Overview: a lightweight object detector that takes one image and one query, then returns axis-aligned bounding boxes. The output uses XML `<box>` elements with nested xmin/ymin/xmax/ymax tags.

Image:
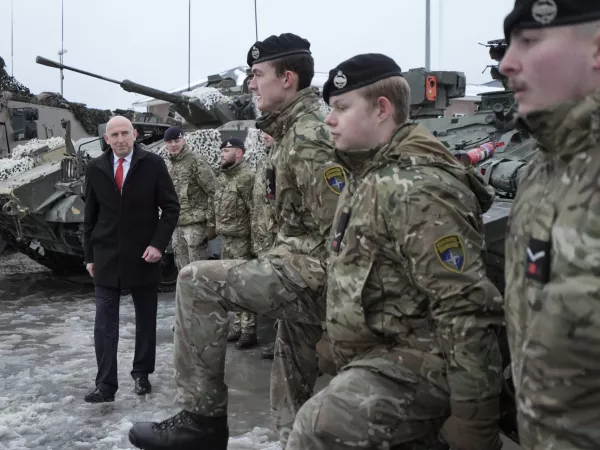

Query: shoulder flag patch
<box><xmin>324</xmin><ymin>166</ymin><xmax>347</xmax><ymax>195</ymax></box>
<box><xmin>434</xmin><ymin>234</ymin><xmax>466</xmax><ymax>273</ymax></box>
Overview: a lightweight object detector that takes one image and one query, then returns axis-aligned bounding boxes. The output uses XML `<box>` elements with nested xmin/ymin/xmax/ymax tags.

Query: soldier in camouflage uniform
<box><xmin>287</xmin><ymin>54</ymin><xmax>505</xmax><ymax>450</ymax></box>
<box><xmin>251</xmin><ymin>132</ymin><xmax>277</xmax><ymax>360</ymax></box>
<box><xmin>163</xmin><ymin>126</ymin><xmax>217</xmax><ymax>270</ymax></box>
<box><xmin>129</xmin><ymin>33</ymin><xmax>342</xmax><ymax>450</ymax></box>
<box><xmin>499</xmin><ymin>2</ymin><xmax>600</xmax><ymax>448</ymax></box>
<box><xmin>0</xmin><ymin>91</ymin><xmax>14</xmax><ymax>157</ymax></box>
<box><xmin>215</xmin><ymin>137</ymin><xmax>258</xmax><ymax>349</ymax></box>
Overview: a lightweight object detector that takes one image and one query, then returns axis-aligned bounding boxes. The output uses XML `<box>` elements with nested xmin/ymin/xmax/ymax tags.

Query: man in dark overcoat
<box><xmin>83</xmin><ymin>115</ymin><xmax>180</xmax><ymax>403</ymax></box>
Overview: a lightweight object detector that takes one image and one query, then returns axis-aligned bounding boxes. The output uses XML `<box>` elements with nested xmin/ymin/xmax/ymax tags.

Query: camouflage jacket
<box><xmin>215</xmin><ymin>159</ymin><xmax>254</xmax><ymax>238</ymax></box>
<box><xmin>251</xmin><ymin>147</ymin><xmax>275</xmax><ymax>257</ymax></box>
<box><xmin>505</xmin><ymin>90</ymin><xmax>600</xmax><ymax>449</ymax></box>
<box><xmin>327</xmin><ymin>123</ymin><xmax>504</xmax><ymax>402</ymax></box>
<box><xmin>255</xmin><ymin>88</ymin><xmax>342</xmax><ymax>284</ymax></box>
<box><xmin>167</xmin><ymin>145</ymin><xmax>216</xmax><ymax>227</ymax></box>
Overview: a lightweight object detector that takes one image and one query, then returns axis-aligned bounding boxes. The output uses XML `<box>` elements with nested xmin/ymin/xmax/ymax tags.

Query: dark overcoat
<box><xmin>83</xmin><ymin>144</ymin><xmax>180</xmax><ymax>288</ymax></box>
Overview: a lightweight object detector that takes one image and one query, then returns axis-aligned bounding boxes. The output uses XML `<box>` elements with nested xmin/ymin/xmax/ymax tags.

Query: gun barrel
<box><xmin>36</xmin><ymin>56</ymin><xmax>190</xmax><ymax>106</ymax></box>
<box><xmin>35</xmin><ymin>56</ymin><xmax>122</xmax><ymax>86</ymax></box>
<box><xmin>120</xmin><ymin>80</ymin><xmax>189</xmax><ymax>105</ymax></box>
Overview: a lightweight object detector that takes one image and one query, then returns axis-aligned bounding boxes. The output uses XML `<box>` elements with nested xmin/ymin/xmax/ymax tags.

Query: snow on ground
<box><xmin>0</xmin><ymin>252</ymin><xmax>281</xmax><ymax>450</ymax></box>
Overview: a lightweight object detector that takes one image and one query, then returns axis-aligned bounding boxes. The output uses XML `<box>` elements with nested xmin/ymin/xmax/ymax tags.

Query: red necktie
<box><xmin>115</xmin><ymin>157</ymin><xmax>125</xmax><ymax>191</ymax></box>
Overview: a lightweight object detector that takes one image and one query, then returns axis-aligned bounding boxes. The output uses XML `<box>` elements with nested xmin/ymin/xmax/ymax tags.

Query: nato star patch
<box><xmin>323</xmin><ymin>166</ymin><xmax>347</xmax><ymax>195</ymax></box>
<box><xmin>434</xmin><ymin>234</ymin><xmax>466</xmax><ymax>273</ymax></box>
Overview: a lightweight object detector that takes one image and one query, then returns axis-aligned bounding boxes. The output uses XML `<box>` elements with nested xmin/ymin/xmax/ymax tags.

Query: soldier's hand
<box><xmin>439</xmin><ymin>397</ymin><xmax>503</xmax><ymax>450</ymax></box>
<box><xmin>86</xmin><ymin>263</ymin><xmax>94</xmax><ymax>278</ymax></box>
<box><xmin>206</xmin><ymin>226</ymin><xmax>217</xmax><ymax>241</ymax></box>
<box><xmin>315</xmin><ymin>332</ymin><xmax>337</xmax><ymax>376</ymax></box>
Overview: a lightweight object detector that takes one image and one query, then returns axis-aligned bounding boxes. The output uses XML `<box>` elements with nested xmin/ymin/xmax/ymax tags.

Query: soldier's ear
<box><xmin>375</xmin><ymin>96</ymin><xmax>394</xmax><ymax>124</ymax></box>
<box><xmin>282</xmin><ymin>70</ymin><xmax>298</xmax><ymax>90</ymax></box>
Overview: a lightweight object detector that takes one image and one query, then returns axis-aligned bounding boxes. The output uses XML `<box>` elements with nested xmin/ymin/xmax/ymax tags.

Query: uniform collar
<box><xmin>518</xmin><ymin>88</ymin><xmax>600</xmax><ymax>160</ymax></box>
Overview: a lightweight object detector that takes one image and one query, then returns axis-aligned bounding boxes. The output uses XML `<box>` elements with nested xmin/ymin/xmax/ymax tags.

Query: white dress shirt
<box><xmin>113</xmin><ymin>151</ymin><xmax>133</xmax><ymax>182</ymax></box>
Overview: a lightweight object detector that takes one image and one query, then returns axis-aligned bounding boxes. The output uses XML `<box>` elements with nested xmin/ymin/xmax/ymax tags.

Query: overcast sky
<box><xmin>0</xmin><ymin>0</ymin><xmax>514</xmax><ymax>111</ymax></box>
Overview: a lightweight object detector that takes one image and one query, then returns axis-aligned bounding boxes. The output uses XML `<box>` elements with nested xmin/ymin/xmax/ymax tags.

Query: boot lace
<box><xmin>152</xmin><ymin>410</ymin><xmax>195</xmax><ymax>433</ymax></box>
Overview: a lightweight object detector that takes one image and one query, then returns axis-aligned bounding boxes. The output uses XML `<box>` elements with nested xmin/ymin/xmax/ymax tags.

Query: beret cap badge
<box><xmin>532</xmin><ymin>0</ymin><xmax>558</xmax><ymax>25</ymax></box>
<box><xmin>251</xmin><ymin>46</ymin><xmax>260</xmax><ymax>60</ymax></box>
<box><xmin>333</xmin><ymin>71</ymin><xmax>347</xmax><ymax>89</ymax></box>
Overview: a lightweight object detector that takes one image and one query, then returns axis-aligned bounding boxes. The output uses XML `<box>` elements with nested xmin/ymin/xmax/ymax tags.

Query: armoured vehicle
<box><xmin>0</xmin><ymin>56</ymin><xmax>114</xmax><ymax>158</ymax></box>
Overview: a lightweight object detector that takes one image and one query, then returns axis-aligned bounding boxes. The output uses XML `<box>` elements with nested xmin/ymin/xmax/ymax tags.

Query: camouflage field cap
<box><xmin>247</xmin><ymin>33</ymin><xmax>311</xmax><ymax>67</ymax></box>
<box><xmin>322</xmin><ymin>53</ymin><xmax>403</xmax><ymax>105</ymax></box>
<box><xmin>504</xmin><ymin>0</ymin><xmax>600</xmax><ymax>40</ymax></box>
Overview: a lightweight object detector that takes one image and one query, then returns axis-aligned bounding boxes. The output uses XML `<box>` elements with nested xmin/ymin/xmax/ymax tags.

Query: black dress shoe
<box><xmin>84</xmin><ymin>388</ymin><xmax>115</xmax><ymax>403</ymax></box>
<box><xmin>129</xmin><ymin>410</ymin><xmax>228</xmax><ymax>450</ymax></box>
<box><xmin>135</xmin><ymin>377</ymin><xmax>152</xmax><ymax>395</ymax></box>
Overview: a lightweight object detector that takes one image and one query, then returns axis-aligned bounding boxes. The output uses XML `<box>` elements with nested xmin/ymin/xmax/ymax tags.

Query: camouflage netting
<box><xmin>0</xmin><ymin>57</ymin><xmax>35</xmax><ymax>102</ymax></box>
<box><xmin>182</xmin><ymin>87</ymin><xmax>227</xmax><ymax>109</ymax></box>
<box><xmin>152</xmin><ymin>127</ymin><xmax>267</xmax><ymax>173</ymax></box>
<box><xmin>0</xmin><ymin>56</ymin><xmax>112</xmax><ymax>136</ymax></box>
<box><xmin>0</xmin><ymin>137</ymin><xmax>66</xmax><ymax>181</ymax></box>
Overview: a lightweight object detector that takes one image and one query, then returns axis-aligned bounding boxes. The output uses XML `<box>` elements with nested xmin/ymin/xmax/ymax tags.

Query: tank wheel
<box><xmin>159</xmin><ymin>253</ymin><xmax>178</xmax><ymax>292</ymax></box>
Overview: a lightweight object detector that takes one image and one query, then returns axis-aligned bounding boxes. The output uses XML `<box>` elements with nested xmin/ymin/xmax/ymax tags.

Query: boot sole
<box><xmin>84</xmin><ymin>397</ymin><xmax>115</xmax><ymax>403</ymax></box>
<box><xmin>128</xmin><ymin>430</ymin><xmax>227</xmax><ymax>450</ymax></box>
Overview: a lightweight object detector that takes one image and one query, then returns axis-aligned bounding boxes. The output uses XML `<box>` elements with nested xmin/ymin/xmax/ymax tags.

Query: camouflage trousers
<box><xmin>287</xmin><ymin>356</ymin><xmax>450</xmax><ymax>450</ymax></box>
<box><xmin>172</xmin><ymin>223</ymin><xmax>209</xmax><ymax>270</ymax></box>
<box><xmin>173</xmin><ymin>255</ymin><xmax>325</xmax><ymax>446</ymax></box>
<box><xmin>221</xmin><ymin>235</ymin><xmax>256</xmax><ymax>334</ymax></box>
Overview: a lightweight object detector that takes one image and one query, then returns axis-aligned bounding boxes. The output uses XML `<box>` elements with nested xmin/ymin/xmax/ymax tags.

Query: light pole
<box><xmin>254</xmin><ymin>0</ymin><xmax>258</xmax><ymax>41</ymax></box>
<box><xmin>58</xmin><ymin>0</ymin><xmax>66</xmax><ymax>97</ymax></box>
<box><xmin>11</xmin><ymin>0</ymin><xmax>14</xmax><ymax>76</ymax></box>
<box><xmin>425</xmin><ymin>0</ymin><xmax>431</xmax><ymax>70</ymax></box>
<box><xmin>58</xmin><ymin>49</ymin><xmax>68</xmax><ymax>97</ymax></box>
<box><xmin>188</xmin><ymin>0</ymin><xmax>191</xmax><ymax>91</ymax></box>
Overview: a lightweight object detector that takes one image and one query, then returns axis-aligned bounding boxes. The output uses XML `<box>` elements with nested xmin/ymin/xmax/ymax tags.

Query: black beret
<box><xmin>322</xmin><ymin>53</ymin><xmax>403</xmax><ymax>105</ymax></box>
<box><xmin>164</xmin><ymin>126</ymin><xmax>184</xmax><ymax>141</ymax></box>
<box><xmin>504</xmin><ymin>0</ymin><xmax>600</xmax><ymax>40</ymax></box>
<box><xmin>247</xmin><ymin>33</ymin><xmax>311</xmax><ymax>66</ymax></box>
<box><xmin>220</xmin><ymin>137</ymin><xmax>245</xmax><ymax>151</ymax></box>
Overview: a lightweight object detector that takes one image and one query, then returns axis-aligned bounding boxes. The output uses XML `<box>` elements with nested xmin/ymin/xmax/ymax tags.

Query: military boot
<box><xmin>235</xmin><ymin>332</ymin><xmax>258</xmax><ymax>349</ymax></box>
<box><xmin>261</xmin><ymin>342</ymin><xmax>275</xmax><ymax>360</ymax></box>
<box><xmin>227</xmin><ymin>326</ymin><xmax>241</xmax><ymax>342</ymax></box>
<box><xmin>129</xmin><ymin>410</ymin><xmax>228</xmax><ymax>450</ymax></box>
